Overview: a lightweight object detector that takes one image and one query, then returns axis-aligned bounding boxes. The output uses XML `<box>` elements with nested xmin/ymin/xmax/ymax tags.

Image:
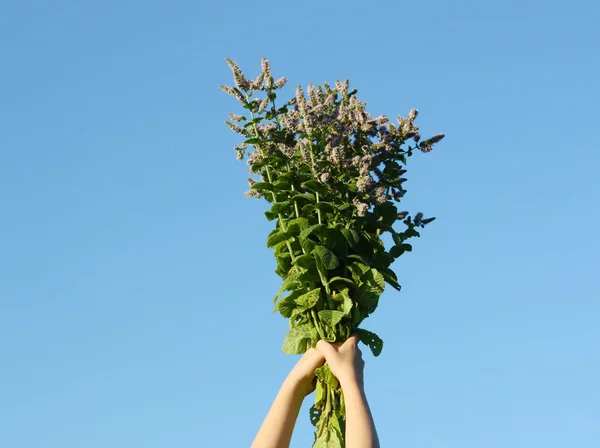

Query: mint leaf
<box><xmin>328</xmin><ymin>276</ymin><xmax>356</xmax><ymax>289</ymax></box>
<box><xmin>295</xmin><ymin>254</ymin><xmax>316</xmax><ymax>270</ymax></box>
<box><xmin>286</xmin><ymin>217</ymin><xmax>309</xmax><ymax>235</ymax></box>
<box><xmin>340</xmin><ymin>228</ymin><xmax>360</xmax><ymax>248</ymax></box>
<box><xmin>252</xmin><ymin>182</ymin><xmax>273</xmax><ymax>191</ymax></box>
<box><xmin>274</xmin><ymin>294</ymin><xmax>297</xmax><ymax>318</ymax></box>
<box><xmin>267</xmin><ymin>230</ymin><xmax>288</xmax><ymax>248</ymax></box>
<box><xmin>309</xmin><ymin>404</ymin><xmax>321</xmax><ymax>426</ymax></box>
<box><xmin>273</xmin><ymin>274</ymin><xmax>301</xmax><ymax>303</ymax></box>
<box><xmin>313</xmin><ymin>432</ymin><xmax>328</xmax><ymax>448</ymax></box>
<box><xmin>282</xmin><ymin>325</ymin><xmax>312</xmax><ymax>354</ymax></box>
<box><xmin>315</xmin><ymin>365</ymin><xmax>339</xmax><ymax>389</ymax></box>
<box><xmin>313</xmin><ymin>245</ymin><xmax>339</xmax><ymax>270</ymax></box>
<box><xmin>295</xmin><ymin>288</ymin><xmax>321</xmax><ymax>309</ymax></box>
<box><xmin>299</xmin><ymin>223</ymin><xmax>326</xmax><ymax>242</ymax></box>
<box><xmin>381</xmin><ymin>267</ymin><xmax>401</xmax><ymax>291</ymax></box>
<box><xmin>318</xmin><ymin>310</ymin><xmax>345</xmax><ymax>327</ymax></box>
<box><xmin>355</xmin><ymin>328</ymin><xmax>384</xmax><ymax>357</ymax></box>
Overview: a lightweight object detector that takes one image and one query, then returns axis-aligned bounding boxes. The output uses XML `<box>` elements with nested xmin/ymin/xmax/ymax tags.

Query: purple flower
<box><xmin>356</xmin><ymin>175</ymin><xmax>374</xmax><ymax>192</ymax></box>
<box><xmin>225</xmin><ymin>58</ymin><xmax>250</xmax><ymax>90</ymax></box>
<box><xmin>258</xmin><ymin>97</ymin><xmax>269</xmax><ymax>113</ymax></box>
<box><xmin>275</xmin><ymin>77</ymin><xmax>288</xmax><ymax>89</ymax></box>
<box><xmin>353</xmin><ymin>198</ymin><xmax>369</xmax><ymax>217</ymax></box>
<box><xmin>225</xmin><ymin>121</ymin><xmax>243</xmax><ymax>134</ymax></box>
<box><xmin>228</xmin><ymin>113</ymin><xmax>244</xmax><ymax>122</ymax></box>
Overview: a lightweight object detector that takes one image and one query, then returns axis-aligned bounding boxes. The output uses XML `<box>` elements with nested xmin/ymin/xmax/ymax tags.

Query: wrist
<box><xmin>283</xmin><ymin>374</ymin><xmax>310</xmax><ymax>399</ymax></box>
<box><xmin>339</xmin><ymin>376</ymin><xmax>364</xmax><ymax>394</ymax></box>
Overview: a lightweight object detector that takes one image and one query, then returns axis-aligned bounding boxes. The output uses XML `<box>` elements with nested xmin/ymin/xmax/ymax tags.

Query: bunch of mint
<box><xmin>221</xmin><ymin>58</ymin><xmax>444</xmax><ymax>448</ymax></box>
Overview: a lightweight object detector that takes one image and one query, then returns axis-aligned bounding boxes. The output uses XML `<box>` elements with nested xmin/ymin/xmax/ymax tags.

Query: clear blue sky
<box><xmin>1</xmin><ymin>1</ymin><xmax>599</xmax><ymax>447</ymax></box>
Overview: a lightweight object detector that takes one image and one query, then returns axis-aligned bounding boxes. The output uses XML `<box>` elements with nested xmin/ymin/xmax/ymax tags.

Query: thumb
<box><xmin>316</xmin><ymin>339</ymin><xmax>338</xmax><ymax>360</ymax></box>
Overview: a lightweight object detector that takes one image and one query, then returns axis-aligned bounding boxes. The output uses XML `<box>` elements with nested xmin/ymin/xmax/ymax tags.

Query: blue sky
<box><xmin>1</xmin><ymin>0</ymin><xmax>599</xmax><ymax>447</ymax></box>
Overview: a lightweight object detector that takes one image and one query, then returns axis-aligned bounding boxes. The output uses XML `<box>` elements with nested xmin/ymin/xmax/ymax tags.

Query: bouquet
<box><xmin>221</xmin><ymin>58</ymin><xmax>444</xmax><ymax>447</ymax></box>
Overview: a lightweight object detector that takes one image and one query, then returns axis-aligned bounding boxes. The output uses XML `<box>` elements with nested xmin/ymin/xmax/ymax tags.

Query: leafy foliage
<box><xmin>222</xmin><ymin>58</ymin><xmax>443</xmax><ymax>447</ymax></box>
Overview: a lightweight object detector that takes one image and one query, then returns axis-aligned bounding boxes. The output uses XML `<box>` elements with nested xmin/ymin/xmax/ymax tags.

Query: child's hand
<box><xmin>286</xmin><ymin>348</ymin><xmax>326</xmax><ymax>397</ymax></box>
<box><xmin>316</xmin><ymin>335</ymin><xmax>364</xmax><ymax>388</ymax></box>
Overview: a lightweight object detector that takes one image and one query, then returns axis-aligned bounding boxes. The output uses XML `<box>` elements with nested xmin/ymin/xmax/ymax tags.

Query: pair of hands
<box><xmin>288</xmin><ymin>335</ymin><xmax>365</xmax><ymax>397</ymax></box>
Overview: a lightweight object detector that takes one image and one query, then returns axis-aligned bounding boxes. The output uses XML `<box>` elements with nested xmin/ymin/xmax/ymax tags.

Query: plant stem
<box><xmin>248</xmin><ymin>96</ymin><xmax>296</xmax><ymax>262</ymax></box>
<box><xmin>316</xmin><ymin>192</ymin><xmax>322</xmax><ymax>225</ymax></box>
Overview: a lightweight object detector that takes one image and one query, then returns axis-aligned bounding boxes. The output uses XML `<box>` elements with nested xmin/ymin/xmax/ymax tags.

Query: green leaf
<box><xmin>295</xmin><ymin>288</ymin><xmax>321</xmax><ymax>309</ymax></box>
<box><xmin>301</xmin><ymin>238</ymin><xmax>317</xmax><ymax>253</ymax></box>
<box><xmin>390</xmin><ymin>243</ymin><xmax>412</xmax><ymax>259</ymax></box>
<box><xmin>270</xmin><ymin>202</ymin><xmax>291</xmax><ymax>215</ymax></box>
<box><xmin>329</xmin><ymin>410</ymin><xmax>343</xmax><ymax>434</ymax></box>
<box><xmin>342</xmin><ymin>293</ymin><xmax>353</xmax><ymax>315</ymax></box>
<box><xmin>328</xmin><ymin>276</ymin><xmax>356</xmax><ymax>289</ymax></box>
<box><xmin>347</xmin><ymin>254</ymin><xmax>370</xmax><ymax>266</ymax></box>
<box><xmin>274</xmin><ymin>294</ymin><xmax>297</xmax><ymax>318</ymax></box>
<box><xmin>327</xmin><ymin>424</ymin><xmax>344</xmax><ymax>448</ymax></box>
<box><xmin>340</xmin><ymin>228</ymin><xmax>360</xmax><ymax>248</ymax></box>
<box><xmin>313</xmin><ymin>245</ymin><xmax>339</xmax><ymax>270</ymax></box>
<box><xmin>313</xmin><ymin>431</ymin><xmax>328</xmax><ymax>448</ymax></box>
<box><xmin>264</xmin><ymin>210</ymin><xmax>278</xmax><ymax>221</ymax></box>
<box><xmin>365</xmin><ymin>269</ymin><xmax>385</xmax><ymax>292</ymax></box>
<box><xmin>355</xmin><ymin>280</ymin><xmax>381</xmax><ymax>315</ymax></box>
<box><xmin>286</xmin><ymin>217</ymin><xmax>309</xmax><ymax>235</ymax></box>
<box><xmin>389</xmin><ymin>245</ymin><xmax>405</xmax><ymax>258</ymax></box>
<box><xmin>267</xmin><ymin>230</ymin><xmax>288</xmax><ymax>248</ymax></box>
<box><xmin>309</xmin><ymin>405</ymin><xmax>321</xmax><ymax>426</ymax></box>
<box><xmin>295</xmin><ymin>254</ymin><xmax>315</xmax><ymax>270</ymax></box>
<box><xmin>347</xmin><ymin>262</ymin><xmax>370</xmax><ymax>283</ymax></box>
<box><xmin>275</xmin><ymin>252</ymin><xmax>292</xmax><ymax>276</ymax></box>
<box><xmin>315</xmin><ymin>380</ymin><xmax>325</xmax><ymax>407</ymax></box>
<box><xmin>314</xmin><ymin>202</ymin><xmax>335</xmax><ymax>213</ymax></box>
<box><xmin>355</xmin><ymin>328</ymin><xmax>384</xmax><ymax>357</ymax></box>
<box><xmin>243</xmin><ymin>137</ymin><xmax>262</xmax><ymax>145</ymax></box>
<box><xmin>273</xmin><ymin>274</ymin><xmax>301</xmax><ymax>303</ymax></box>
<box><xmin>272</xmin><ymin>181</ymin><xmax>291</xmax><ymax>191</ymax></box>
<box><xmin>391</xmin><ymin>230</ymin><xmax>403</xmax><ymax>245</ymax></box>
<box><xmin>292</xmin><ymin>192</ymin><xmax>316</xmax><ymax>203</ymax></box>
<box><xmin>301</xmin><ymin>180</ymin><xmax>326</xmax><ymax>194</ymax></box>
<box><xmin>299</xmin><ymin>223</ymin><xmax>326</xmax><ymax>241</ymax></box>
<box><xmin>374</xmin><ymin>203</ymin><xmax>398</xmax><ymax>225</ymax></box>
<box><xmin>318</xmin><ymin>310</ymin><xmax>345</xmax><ymax>327</ymax></box>
<box><xmin>301</xmin><ymin>203</ymin><xmax>315</xmax><ymax>214</ymax></box>
<box><xmin>314</xmin><ymin>365</ymin><xmax>339</xmax><ymax>389</ymax></box>
<box><xmin>252</xmin><ymin>182</ymin><xmax>273</xmax><ymax>192</ymax></box>
<box><xmin>381</xmin><ymin>267</ymin><xmax>401</xmax><ymax>291</ymax></box>
<box><xmin>282</xmin><ymin>325</ymin><xmax>312</xmax><ymax>354</ymax></box>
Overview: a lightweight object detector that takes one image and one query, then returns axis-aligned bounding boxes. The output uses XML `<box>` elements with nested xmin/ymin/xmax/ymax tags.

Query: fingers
<box><xmin>316</xmin><ymin>339</ymin><xmax>337</xmax><ymax>359</ymax></box>
<box><xmin>345</xmin><ymin>335</ymin><xmax>360</xmax><ymax>347</ymax></box>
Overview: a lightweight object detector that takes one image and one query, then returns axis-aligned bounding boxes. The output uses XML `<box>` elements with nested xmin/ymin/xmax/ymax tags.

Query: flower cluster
<box><xmin>220</xmin><ymin>58</ymin><xmax>444</xmax><ymax>218</ymax></box>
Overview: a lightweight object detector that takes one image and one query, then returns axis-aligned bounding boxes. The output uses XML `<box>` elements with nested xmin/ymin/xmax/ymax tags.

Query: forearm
<box><xmin>251</xmin><ymin>376</ymin><xmax>305</xmax><ymax>448</ymax></box>
<box><xmin>340</xmin><ymin>380</ymin><xmax>380</xmax><ymax>448</ymax></box>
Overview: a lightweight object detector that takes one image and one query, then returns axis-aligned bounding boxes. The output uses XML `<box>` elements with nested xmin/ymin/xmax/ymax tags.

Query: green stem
<box><xmin>288</xmin><ymin>165</ymin><xmax>301</xmax><ymax>219</ymax></box>
<box><xmin>316</xmin><ymin>192</ymin><xmax>322</xmax><ymax>225</ymax></box>
<box><xmin>248</xmin><ymin>96</ymin><xmax>296</xmax><ymax>262</ymax></box>
<box><xmin>310</xmin><ymin>309</ymin><xmax>323</xmax><ymax>339</ymax></box>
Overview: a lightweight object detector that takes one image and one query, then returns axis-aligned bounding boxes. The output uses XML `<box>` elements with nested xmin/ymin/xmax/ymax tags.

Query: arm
<box><xmin>339</xmin><ymin>378</ymin><xmax>380</xmax><ymax>448</ymax></box>
<box><xmin>316</xmin><ymin>336</ymin><xmax>380</xmax><ymax>448</ymax></box>
<box><xmin>251</xmin><ymin>349</ymin><xmax>325</xmax><ymax>448</ymax></box>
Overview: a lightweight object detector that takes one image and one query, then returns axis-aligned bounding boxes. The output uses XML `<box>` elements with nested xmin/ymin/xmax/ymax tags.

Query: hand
<box><xmin>316</xmin><ymin>335</ymin><xmax>364</xmax><ymax>388</ymax></box>
<box><xmin>286</xmin><ymin>347</ymin><xmax>326</xmax><ymax>397</ymax></box>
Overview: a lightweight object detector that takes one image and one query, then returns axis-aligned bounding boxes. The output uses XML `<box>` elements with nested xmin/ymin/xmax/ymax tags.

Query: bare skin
<box><xmin>317</xmin><ymin>336</ymin><xmax>380</xmax><ymax>448</ymax></box>
<box><xmin>251</xmin><ymin>348</ymin><xmax>326</xmax><ymax>448</ymax></box>
<box><xmin>252</xmin><ymin>336</ymin><xmax>380</xmax><ymax>448</ymax></box>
